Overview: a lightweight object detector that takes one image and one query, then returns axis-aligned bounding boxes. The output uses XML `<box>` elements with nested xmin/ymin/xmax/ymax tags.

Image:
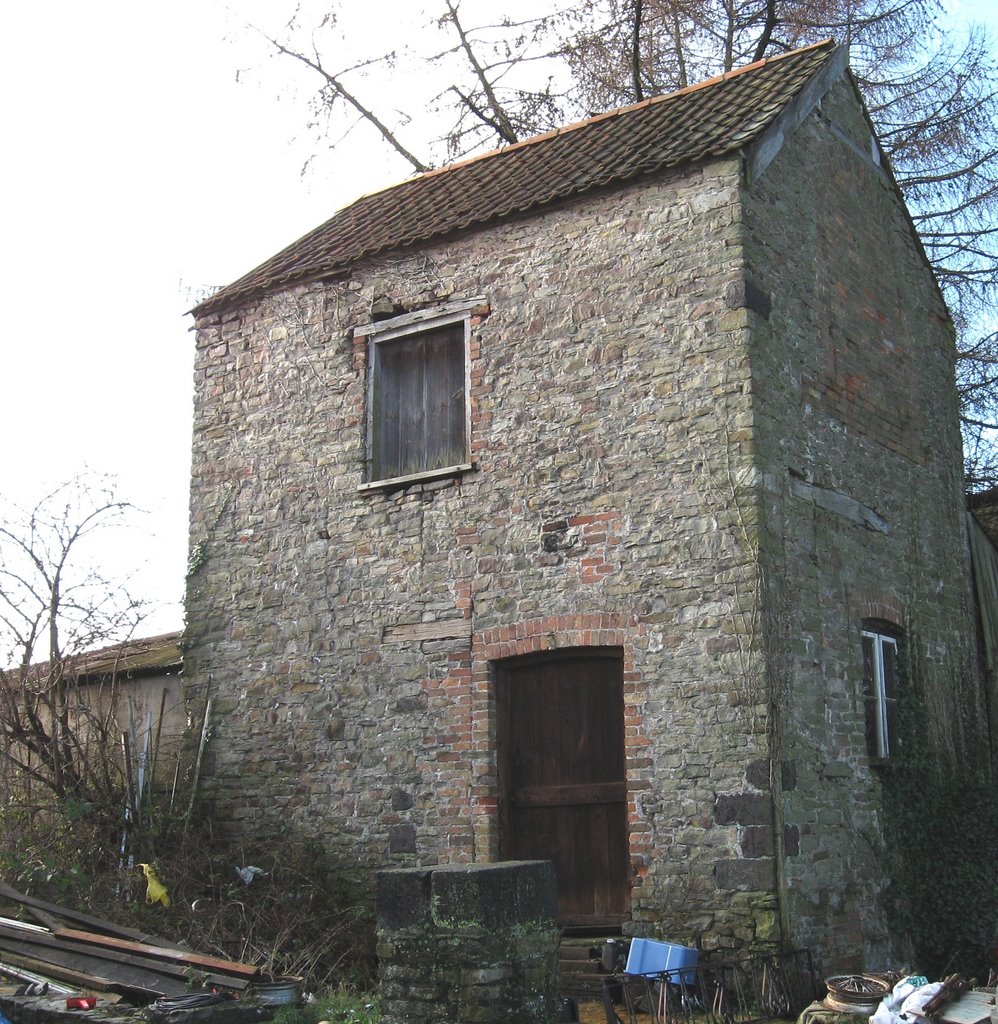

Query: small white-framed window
<box><xmin>861</xmin><ymin>624</ymin><xmax>899</xmax><ymax>762</ymax></box>
<box><xmin>357</xmin><ymin>299</ymin><xmax>480</xmax><ymax>490</ymax></box>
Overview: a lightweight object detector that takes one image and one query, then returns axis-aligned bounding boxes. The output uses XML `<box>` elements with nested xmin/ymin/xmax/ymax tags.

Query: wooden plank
<box><xmin>54</xmin><ymin>928</ymin><xmax>259</xmax><ymax>979</ymax></box>
<box><xmin>356</xmin><ymin>461</ymin><xmax>474</xmax><ymax>493</ymax></box>
<box><xmin>0</xmin><ymin>926</ymin><xmax>250</xmax><ymax>992</ymax></box>
<box><xmin>0</xmin><ymin>951</ymin><xmax>120</xmax><ymax>996</ymax></box>
<box><xmin>513</xmin><ymin>781</ymin><xmax>627</xmax><ymax>807</ymax></box>
<box><xmin>0</xmin><ymin>880</ymin><xmax>157</xmax><ymax>943</ymax></box>
<box><xmin>382</xmin><ymin>619</ymin><xmax>472</xmax><ymax>643</ymax></box>
<box><xmin>24</xmin><ymin>906</ymin><xmax>63</xmax><ymax>932</ymax></box>
<box><xmin>352</xmin><ymin>296</ymin><xmax>487</xmax><ymax>337</ymax></box>
<box><xmin>939</xmin><ymin>992</ymin><xmax>994</xmax><ymax>1024</ymax></box>
<box><xmin>0</xmin><ymin>933</ymin><xmax>177</xmax><ymax>997</ymax></box>
<box><xmin>0</xmin><ymin>956</ymin><xmax>77</xmax><ymax>996</ymax></box>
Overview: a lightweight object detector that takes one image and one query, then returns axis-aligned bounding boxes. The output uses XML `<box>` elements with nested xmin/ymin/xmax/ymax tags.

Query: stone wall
<box><xmin>186</xmin><ymin>154</ymin><xmax>774</xmax><ymax>947</ymax></box>
<box><xmin>742</xmin><ymin>77</ymin><xmax>985</xmax><ymax>967</ymax></box>
<box><xmin>376</xmin><ymin>861</ymin><xmax>559</xmax><ymax>1024</ymax></box>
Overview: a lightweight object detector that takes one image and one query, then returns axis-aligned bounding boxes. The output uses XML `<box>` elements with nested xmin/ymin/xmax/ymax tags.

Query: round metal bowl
<box><xmin>251</xmin><ymin>977</ymin><xmax>304</xmax><ymax>1006</ymax></box>
<box><xmin>824</xmin><ymin>975</ymin><xmax>892</xmax><ymax>1014</ymax></box>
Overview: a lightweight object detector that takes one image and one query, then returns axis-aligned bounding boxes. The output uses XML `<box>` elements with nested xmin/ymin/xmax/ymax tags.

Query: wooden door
<box><xmin>497</xmin><ymin>649</ymin><xmax>631</xmax><ymax>927</ymax></box>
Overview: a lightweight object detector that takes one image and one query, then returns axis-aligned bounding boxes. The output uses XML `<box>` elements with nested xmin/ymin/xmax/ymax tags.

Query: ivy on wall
<box><xmin>880</xmin><ymin>649</ymin><xmax>997</xmax><ymax>977</ymax></box>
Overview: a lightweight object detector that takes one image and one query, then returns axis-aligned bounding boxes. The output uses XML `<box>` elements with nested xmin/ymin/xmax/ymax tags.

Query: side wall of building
<box><xmin>186</xmin><ymin>157</ymin><xmax>785</xmax><ymax>947</ymax></box>
<box><xmin>743</xmin><ymin>77</ymin><xmax>987</xmax><ymax>969</ymax></box>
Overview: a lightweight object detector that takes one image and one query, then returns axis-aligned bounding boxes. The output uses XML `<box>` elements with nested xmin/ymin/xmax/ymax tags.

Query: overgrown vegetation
<box><xmin>0</xmin><ymin>806</ymin><xmax>377</xmax><ymax>992</ymax></box>
<box><xmin>883</xmin><ymin>775</ymin><xmax>998</xmax><ymax>977</ymax></box>
<box><xmin>0</xmin><ymin>480</ymin><xmax>376</xmax><ymax>994</ymax></box>
<box><xmin>881</xmin><ymin>653</ymin><xmax>998</xmax><ymax>978</ymax></box>
<box><xmin>271</xmin><ymin>991</ymin><xmax>379</xmax><ymax>1024</ymax></box>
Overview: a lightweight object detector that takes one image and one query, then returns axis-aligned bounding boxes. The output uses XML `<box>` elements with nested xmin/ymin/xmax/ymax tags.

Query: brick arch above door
<box><xmin>467</xmin><ymin>612</ymin><xmax>654</xmax><ymax>881</ymax></box>
<box><xmin>477</xmin><ymin>611</ymin><xmax>643</xmax><ymax>662</ymax></box>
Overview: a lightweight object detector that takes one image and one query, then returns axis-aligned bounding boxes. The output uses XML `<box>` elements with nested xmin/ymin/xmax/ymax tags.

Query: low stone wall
<box><xmin>376</xmin><ymin>861</ymin><xmax>560</xmax><ymax>1024</ymax></box>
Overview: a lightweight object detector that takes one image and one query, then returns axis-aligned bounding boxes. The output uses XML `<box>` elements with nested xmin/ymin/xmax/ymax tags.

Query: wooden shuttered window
<box><xmin>370</xmin><ymin>319</ymin><xmax>468</xmax><ymax>483</ymax></box>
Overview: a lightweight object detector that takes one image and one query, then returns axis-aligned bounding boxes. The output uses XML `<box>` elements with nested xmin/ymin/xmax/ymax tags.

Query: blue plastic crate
<box><xmin>624</xmin><ymin>938</ymin><xmax>698</xmax><ymax>982</ymax></box>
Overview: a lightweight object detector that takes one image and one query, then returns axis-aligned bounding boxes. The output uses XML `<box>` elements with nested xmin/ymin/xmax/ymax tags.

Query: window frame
<box><xmin>861</xmin><ymin>623</ymin><xmax>900</xmax><ymax>764</ymax></box>
<box><xmin>357</xmin><ymin>299</ymin><xmax>480</xmax><ymax>492</ymax></box>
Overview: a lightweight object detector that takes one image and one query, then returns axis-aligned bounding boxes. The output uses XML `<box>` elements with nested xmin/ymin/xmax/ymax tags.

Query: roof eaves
<box><xmin>197</xmin><ymin>145</ymin><xmax>756</xmax><ymax>311</ymax></box>
<box><xmin>13</xmin><ymin>631</ymin><xmax>184</xmax><ymax>685</ymax></box>
<box><xmin>192</xmin><ymin>39</ymin><xmax>839</xmax><ymax>319</ymax></box>
<box><xmin>247</xmin><ymin>148</ymin><xmax>742</xmax><ymax>290</ymax></box>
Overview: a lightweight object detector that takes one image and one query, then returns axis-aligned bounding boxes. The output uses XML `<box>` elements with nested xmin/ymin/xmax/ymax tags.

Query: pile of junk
<box><xmin>593</xmin><ymin>938</ymin><xmax>998</xmax><ymax>1024</ymax></box>
<box><xmin>0</xmin><ymin>882</ymin><xmax>299</xmax><ymax>1024</ymax></box>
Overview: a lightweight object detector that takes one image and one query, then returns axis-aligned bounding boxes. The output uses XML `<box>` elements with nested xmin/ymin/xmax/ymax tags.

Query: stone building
<box><xmin>185</xmin><ymin>41</ymin><xmax>989</xmax><ymax>971</ymax></box>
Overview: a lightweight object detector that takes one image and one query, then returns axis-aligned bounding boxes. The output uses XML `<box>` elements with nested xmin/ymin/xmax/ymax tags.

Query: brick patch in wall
<box><xmin>538</xmin><ymin>510</ymin><xmax>624</xmax><ymax>582</ymax></box>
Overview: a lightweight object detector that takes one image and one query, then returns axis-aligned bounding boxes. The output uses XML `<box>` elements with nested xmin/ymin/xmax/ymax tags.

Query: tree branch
<box><xmin>261</xmin><ymin>31</ymin><xmax>431</xmax><ymax>173</ymax></box>
<box><xmin>441</xmin><ymin>0</ymin><xmax>520</xmax><ymax>144</ymax></box>
<box><xmin>631</xmin><ymin>0</ymin><xmax>645</xmax><ymax>101</ymax></box>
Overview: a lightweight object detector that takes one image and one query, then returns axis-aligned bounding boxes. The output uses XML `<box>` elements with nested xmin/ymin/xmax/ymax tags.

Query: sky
<box><xmin>1</xmin><ymin>0</ymin><xmax>996</xmax><ymax>642</ymax></box>
<box><xmin>2</xmin><ymin>0</ymin><xmax>425</xmax><ymax>639</ymax></box>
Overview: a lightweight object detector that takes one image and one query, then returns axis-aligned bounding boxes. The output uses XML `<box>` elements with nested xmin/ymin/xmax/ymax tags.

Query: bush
<box><xmin>0</xmin><ymin>797</ymin><xmax>111</xmax><ymax>904</ymax></box>
<box><xmin>160</xmin><ymin>829</ymin><xmax>377</xmax><ymax>990</ymax></box>
<box><xmin>271</xmin><ymin>991</ymin><xmax>379</xmax><ymax>1024</ymax></box>
<box><xmin>0</xmin><ymin>807</ymin><xmax>377</xmax><ymax>992</ymax></box>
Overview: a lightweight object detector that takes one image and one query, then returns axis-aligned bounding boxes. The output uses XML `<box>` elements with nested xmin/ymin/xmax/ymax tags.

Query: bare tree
<box><xmin>0</xmin><ymin>477</ymin><xmax>146</xmax><ymax>809</ymax></box>
<box><xmin>432</xmin><ymin>1</ymin><xmax>569</xmax><ymax>159</ymax></box>
<box><xmin>240</xmin><ymin>1</ymin><xmax>569</xmax><ymax>171</ymax></box>
<box><xmin>252</xmin><ymin>35</ymin><xmax>432</xmax><ymax>174</ymax></box>
<box><xmin>960</xmin><ymin>327</ymin><xmax>998</xmax><ymax>489</ymax></box>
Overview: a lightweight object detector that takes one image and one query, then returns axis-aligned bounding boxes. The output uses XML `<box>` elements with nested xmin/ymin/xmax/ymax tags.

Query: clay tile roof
<box><xmin>194</xmin><ymin>40</ymin><xmax>839</xmax><ymax>318</ymax></box>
